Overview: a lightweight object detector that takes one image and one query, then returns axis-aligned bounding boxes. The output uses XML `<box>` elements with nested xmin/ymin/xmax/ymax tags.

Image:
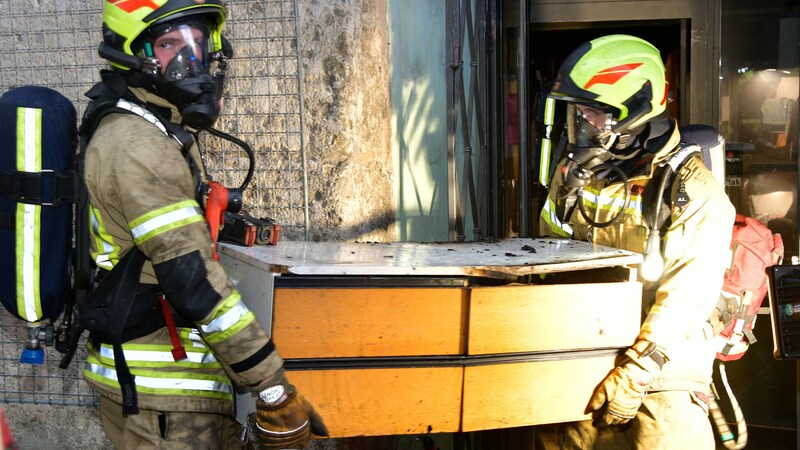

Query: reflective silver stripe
<box><xmin>116</xmin><ymin>100</ymin><xmax>168</xmax><ymax>135</ymax></box>
<box><xmin>129</xmin><ymin>206</ymin><xmax>201</xmax><ymax>241</ymax></box>
<box><xmin>581</xmin><ymin>189</ymin><xmax>643</xmax><ymax>215</ymax></box>
<box><xmin>94</xmin><ymin>254</ymin><xmax>113</xmax><ymax>269</ymax></box>
<box><xmin>97</xmin><ymin>344</ymin><xmax>218</xmax><ymax>364</ymax></box>
<box><xmin>187</xmin><ymin>329</ymin><xmax>208</xmax><ymax>348</ymax></box>
<box><xmin>19</xmin><ymin>201</ymin><xmax>39</xmax><ymax>320</ymax></box>
<box><xmin>256</xmin><ymin>419</ymin><xmax>310</xmax><ymax>436</ymax></box>
<box><xmin>86</xmin><ymin>362</ymin><xmax>233</xmax><ymax>394</ymax></box>
<box><xmin>201</xmin><ymin>301</ymin><xmax>249</xmax><ymax>335</ymax></box>
<box><xmin>90</xmin><ymin>209</ymin><xmax>115</xmax><ymax>269</ymax></box>
<box><xmin>662</xmin><ymin>144</ymin><xmax>701</xmax><ymax>171</ymax></box>
<box><xmin>116</xmin><ymin>99</ymin><xmax>185</xmax><ymax>147</ymax></box>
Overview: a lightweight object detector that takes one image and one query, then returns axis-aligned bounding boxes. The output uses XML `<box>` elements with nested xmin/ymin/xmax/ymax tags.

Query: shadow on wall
<box><xmin>313</xmin><ymin>210</ymin><xmax>396</xmax><ymax>242</ymax></box>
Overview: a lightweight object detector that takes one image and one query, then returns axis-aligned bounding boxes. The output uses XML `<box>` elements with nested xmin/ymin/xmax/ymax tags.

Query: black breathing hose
<box><xmin>575</xmin><ymin>163</ymin><xmax>632</xmax><ymax>228</ymax></box>
<box><xmin>206</xmin><ymin>127</ymin><xmax>256</xmax><ymax>192</ymax></box>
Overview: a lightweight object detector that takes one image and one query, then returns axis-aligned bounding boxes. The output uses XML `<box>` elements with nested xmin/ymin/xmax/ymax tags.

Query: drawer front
<box><xmin>290</xmin><ymin>367</ymin><xmax>463</xmax><ymax>437</ymax></box>
<box><xmin>468</xmin><ymin>282</ymin><xmax>641</xmax><ymax>355</ymax></box>
<box><xmin>462</xmin><ymin>354</ymin><xmax>617</xmax><ymax>431</ymax></box>
<box><xmin>273</xmin><ymin>287</ymin><xmax>467</xmax><ymax>358</ymax></box>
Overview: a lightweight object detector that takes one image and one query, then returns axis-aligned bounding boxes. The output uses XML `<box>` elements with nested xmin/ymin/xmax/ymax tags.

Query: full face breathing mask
<box><xmin>560</xmin><ymin>103</ymin><xmax>624</xmax><ymax>190</ymax></box>
<box><xmin>144</xmin><ymin>22</ymin><xmax>227</xmax><ymax>130</ymax></box>
<box><xmin>556</xmin><ymin>102</ymin><xmax>641</xmax><ymax>228</ymax></box>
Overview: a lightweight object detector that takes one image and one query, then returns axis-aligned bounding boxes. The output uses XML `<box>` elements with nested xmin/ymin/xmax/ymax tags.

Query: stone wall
<box><xmin>297</xmin><ymin>0</ymin><xmax>395</xmax><ymax>242</ymax></box>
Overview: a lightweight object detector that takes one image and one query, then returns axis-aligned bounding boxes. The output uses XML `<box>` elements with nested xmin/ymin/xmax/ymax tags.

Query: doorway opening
<box><xmin>502</xmin><ymin>20</ymin><xmax>684</xmax><ymax>237</ymax></box>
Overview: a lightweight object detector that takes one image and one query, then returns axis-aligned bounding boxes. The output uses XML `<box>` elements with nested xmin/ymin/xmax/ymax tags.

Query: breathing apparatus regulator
<box><xmin>549</xmin><ymin>34</ymin><xmax>672</xmax><ymax>280</ymax></box>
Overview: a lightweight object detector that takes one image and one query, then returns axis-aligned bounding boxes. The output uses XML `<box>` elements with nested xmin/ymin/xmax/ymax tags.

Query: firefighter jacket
<box><xmin>540</xmin><ymin>120</ymin><xmax>736</xmax><ymax>391</ymax></box>
<box><xmin>82</xmin><ymin>86</ymin><xmax>283</xmax><ymax>414</ymax></box>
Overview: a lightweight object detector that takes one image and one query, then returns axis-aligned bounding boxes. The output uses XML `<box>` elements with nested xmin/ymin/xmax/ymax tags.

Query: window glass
<box><xmin>721</xmin><ymin>1</ymin><xmax>800</xmax><ymax>258</ymax></box>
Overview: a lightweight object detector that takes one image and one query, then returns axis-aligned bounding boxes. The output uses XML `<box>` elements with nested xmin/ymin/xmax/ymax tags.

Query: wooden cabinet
<box><xmin>220</xmin><ymin>239</ymin><xmax>642</xmax><ymax>437</ymax></box>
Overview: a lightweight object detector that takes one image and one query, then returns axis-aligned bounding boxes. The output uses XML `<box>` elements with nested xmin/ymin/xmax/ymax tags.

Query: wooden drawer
<box><xmin>461</xmin><ymin>353</ymin><xmax>618</xmax><ymax>431</ymax></box>
<box><xmin>273</xmin><ymin>287</ymin><xmax>468</xmax><ymax>358</ymax></box>
<box><xmin>289</xmin><ymin>367</ymin><xmax>463</xmax><ymax>437</ymax></box>
<box><xmin>468</xmin><ymin>282</ymin><xmax>641</xmax><ymax>355</ymax></box>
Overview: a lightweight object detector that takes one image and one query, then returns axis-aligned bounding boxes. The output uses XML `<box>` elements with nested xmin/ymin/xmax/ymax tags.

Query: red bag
<box><xmin>714</xmin><ymin>214</ymin><xmax>784</xmax><ymax>361</ymax></box>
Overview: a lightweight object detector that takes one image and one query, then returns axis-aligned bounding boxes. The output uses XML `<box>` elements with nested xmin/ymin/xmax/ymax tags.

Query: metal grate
<box><xmin>0</xmin><ymin>0</ymin><xmax>306</xmax><ymax>407</ymax></box>
<box><xmin>205</xmin><ymin>0</ymin><xmax>309</xmax><ymax>240</ymax></box>
<box><xmin>0</xmin><ymin>309</ymin><xmax>97</xmax><ymax>407</ymax></box>
<box><xmin>0</xmin><ymin>0</ymin><xmax>308</xmax><ymax>238</ymax></box>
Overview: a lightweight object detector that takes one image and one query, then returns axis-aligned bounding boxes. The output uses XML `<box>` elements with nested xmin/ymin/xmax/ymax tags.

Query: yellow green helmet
<box><xmin>550</xmin><ymin>34</ymin><xmax>668</xmax><ymax>133</ymax></box>
<box><xmin>102</xmin><ymin>0</ymin><xmax>227</xmax><ymax>71</ymax></box>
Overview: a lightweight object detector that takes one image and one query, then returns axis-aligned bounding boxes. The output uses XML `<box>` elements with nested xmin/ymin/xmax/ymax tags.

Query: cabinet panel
<box><xmin>290</xmin><ymin>367</ymin><xmax>463</xmax><ymax>437</ymax></box>
<box><xmin>468</xmin><ymin>282</ymin><xmax>641</xmax><ymax>354</ymax></box>
<box><xmin>462</xmin><ymin>354</ymin><xmax>618</xmax><ymax>431</ymax></box>
<box><xmin>273</xmin><ymin>287</ymin><xmax>468</xmax><ymax>358</ymax></box>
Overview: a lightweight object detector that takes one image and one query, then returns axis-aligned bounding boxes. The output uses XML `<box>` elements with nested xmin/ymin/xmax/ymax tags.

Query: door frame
<box><xmin>507</xmin><ymin>0</ymin><xmax>722</xmax><ymax>236</ymax></box>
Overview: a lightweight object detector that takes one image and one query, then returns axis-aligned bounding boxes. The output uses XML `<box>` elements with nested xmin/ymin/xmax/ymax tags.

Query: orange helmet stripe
<box><xmin>584</xmin><ymin>63</ymin><xmax>643</xmax><ymax>90</ymax></box>
<box><xmin>106</xmin><ymin>0</ymin><xmax>161</xmax><ymax>14</ymax></box>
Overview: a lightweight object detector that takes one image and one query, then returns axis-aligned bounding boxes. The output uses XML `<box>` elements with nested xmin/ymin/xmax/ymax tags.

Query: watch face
<box><xmin>259</xmin><ymin>384</ymin><xmax>285</xmax><ymax>404</ymax></box>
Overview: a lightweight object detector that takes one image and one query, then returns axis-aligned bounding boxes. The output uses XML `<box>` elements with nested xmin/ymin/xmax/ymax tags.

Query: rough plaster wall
<box><xmin>298</xmin><ymin>0</ymin><xmax>396</xmax><ymax>242</ymax></box>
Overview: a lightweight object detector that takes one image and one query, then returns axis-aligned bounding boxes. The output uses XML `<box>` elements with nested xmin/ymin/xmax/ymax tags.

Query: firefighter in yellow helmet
<box><xmin>539</xmin><ymin>35</ymin><xmax>735</xmax><ymax>448</ymax></box>
<box><xmin>81</xmin><ymin>0</ymin><xmax>326</xmax><ymax>448</ymax></box>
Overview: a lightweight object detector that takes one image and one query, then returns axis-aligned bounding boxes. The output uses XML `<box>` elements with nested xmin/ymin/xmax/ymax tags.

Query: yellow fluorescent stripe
<box><xmin>540</xmin><ymin>198</ymin><xmax>572</xmax><ymax>237</ymax></box>
<box><xmin>129</xmin><ymin>200</ymin><xmax>200</xmax><ymax>230</ymax></box>
<box><xmin>539</xmin><ymin>138</ymin><xmax>552</xmax><ymax>184</ymax></box>
<box><xmin>580</xmin><ymin>190</ymin><xmax>643</xmax><ymax>216</ymax></box>
<box><xmin>133</xmin><ymin>214</ymin><xmax>204</xmax><ymax>245</ymax></box>
<box><xmin>88</xmin><ymin>349</ymin><xmax>221</xmax><ymax>370</ymax></box>
<box><xmin>90</xmin><ymin>206</ymin><xmax>119</xmax><ymax>269</ymax></box>
<box><xmin>128</xmin><ymin>200</ymin><xmax>203</xmax><ymax>245</ymax></box>
<box><xmin>203</xmin><ymin>311</ymin><xmax>255</xmax><ymax>344</ymax></box>
<box><xmin>16</xmin><ymin>107</ymin><xmax>43</xmax><ymax>321</ymax></box>
<box><xmin>544</xmin><ymin>97</ymin><xmax>556</xmax><ymax>125</ymax></box>
<box><xmin>201</xmin><ymin>291</ymin><xmax>256</xmax><ymax>344</ymax></box>
<box><xmin>86</xmin><ymin>331</ymin><xmax>218</xmax><ymax>369</ymax></box>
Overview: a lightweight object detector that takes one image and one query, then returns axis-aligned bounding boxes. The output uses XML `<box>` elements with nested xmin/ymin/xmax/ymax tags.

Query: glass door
<box><xmin>721</xmin><ymin>1</ymin><xmax>800</xmax><ymax>259</ymax></box>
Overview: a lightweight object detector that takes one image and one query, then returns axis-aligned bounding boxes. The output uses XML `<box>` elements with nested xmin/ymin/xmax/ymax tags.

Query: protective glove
<box><xmin>587</xmin><ymin>340</ymin><xmax>667</xmax><ymax>427</ymax></box>
<box><xmin>245</xmin><ymin>371</ymin><xmax>328</xmax><ymax>449</ymax></box>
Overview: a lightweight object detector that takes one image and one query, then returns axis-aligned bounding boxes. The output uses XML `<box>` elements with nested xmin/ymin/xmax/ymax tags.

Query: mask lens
<box><xmin>152</xmin><ymin>24</ymin><xmax>209</xmax><ymax>77</ymax></box>
<box><xmin>575</xmin><ymin>104</ymin><xmax>612</xmax><ymax>131</ymax></box>
<box><xmin>569</xmin><ymin>103</ymin><xmax>613</xmax><ymax>147</ymax></box>
<box><xmin>164</xmin><ymin>45</ymin><xmax>204</xmax><ymax>81</ymax></box>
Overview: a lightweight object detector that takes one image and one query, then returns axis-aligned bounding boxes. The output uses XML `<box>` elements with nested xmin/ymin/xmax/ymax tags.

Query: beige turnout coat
<box><xmin>540</xmin><ymin>121</ymin><xmax>736</xmax><ymax>391</ymax></box>
<box><xmin>82</xmin><ymin>87</ymin><xmax>283</xmax><ymax>414</ymax></box>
